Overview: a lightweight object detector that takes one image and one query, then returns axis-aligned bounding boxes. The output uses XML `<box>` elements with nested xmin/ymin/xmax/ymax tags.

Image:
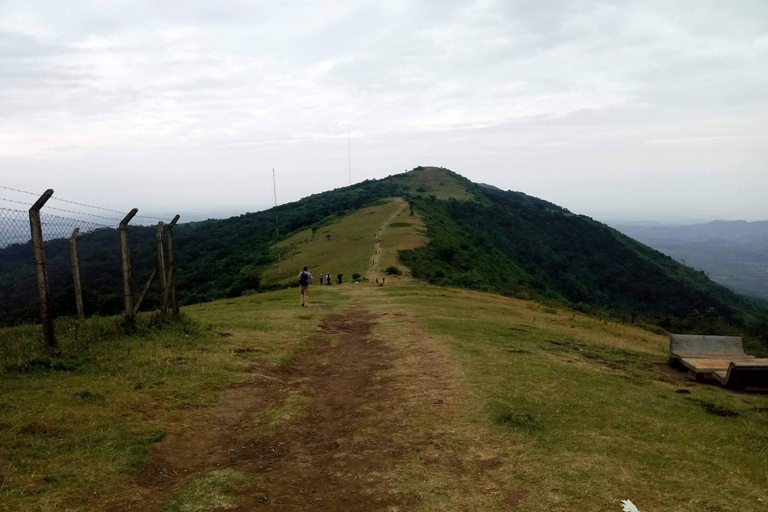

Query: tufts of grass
<box><xmin>485</xmin><ymin>399</ymin><xmax>541</xmax><ymax>432</ymax></box>
<box><xmin>0</xmin><ymin>287</ymin><xmax>342</xmax><ymax>511</ymax></box>
<box><xmin>0</xmin><ymin>312</ymin><xmax>201</xmax><ymax>374</ymax></box>
<box><xmin>161</xmin><ymin>469</ymin><xmax>254</xmax><ymax>512</ymax></box>
<box><xmin>252</xmin><ymin>391</ymin><xmax>306</xmax><ymax>435</ymax></box>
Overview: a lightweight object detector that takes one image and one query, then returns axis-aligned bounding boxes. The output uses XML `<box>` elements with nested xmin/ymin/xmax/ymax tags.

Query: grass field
<box><xmin>392</xmin><ymin>166</ymin><xmax>476</xmax><ymax>201</ymax></box>
<box><xmin>366</xmin><ymin>285</ymin><xmax>768</xmax><ymax>511</ymax></box>
<box><xmin>1</xmin><ymin>284</ymin><xmax>766</xmax><ymax>511</ymax></box>
<box><xmin>0</xmin><ymin>289</ymin><xmax>344</xmax><ymax>511</ymax></box>
<box><xmin>261</xmin><ymin>198</ymin><xmax>402</xmax><ymax>285</ymax></box>
<box><xmin>263</xmin><ymin>196</ymin><xmax>427</xmax><ymax>287</ymax></box>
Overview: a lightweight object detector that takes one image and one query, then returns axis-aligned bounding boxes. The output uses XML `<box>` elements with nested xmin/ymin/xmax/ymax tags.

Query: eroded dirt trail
<box><xmin>367</xmin><ymin>197</ymin><xmax>407</xmax><ymax>282</ymax></box>
<box><xmin>125</xmin><ymin>309</ymin><xmax>411</xmax><ymax>511</ymax></box>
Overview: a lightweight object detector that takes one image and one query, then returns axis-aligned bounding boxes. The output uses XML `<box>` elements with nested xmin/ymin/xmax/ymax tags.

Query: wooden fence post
<box><xmin>169</xmin><ymin>215</ymin><xmax>180</xmax><ymax>316</ymax></box>
<box><xmin>29</xmin><ymin>189</ymin><xmax>58</xmax><ymax>351</ymax></box>
<box><xmin>69</xmin><ymin>228</ymin><xmax>84</xmax><ymax>322</ymax></box>
<box><xmin>163</xmin><ymin>215</ymin><xmax>180</xmax><ymax>316</ymax></box>
<box><xmin>155</xmin><ymin>222</ymin><xmax>167</xmax><ymax>304</ymax></box>
<box><xmin>120</xmin><ymin>208</ymin><xmax>138</xmax><ymax>324</ymax></box>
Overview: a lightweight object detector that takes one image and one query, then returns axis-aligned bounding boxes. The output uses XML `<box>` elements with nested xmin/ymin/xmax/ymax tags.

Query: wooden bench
<box><xmin>669</xmin><ymin>334</ymin><xmax>768</xmax><ymax>389</ymax></box>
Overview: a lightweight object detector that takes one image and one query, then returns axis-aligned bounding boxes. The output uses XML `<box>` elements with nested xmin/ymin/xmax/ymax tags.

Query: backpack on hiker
<box><xmin>299</xmin><ymin>271</ymin><xmax>310</xmax><ymax>286</ymax></box>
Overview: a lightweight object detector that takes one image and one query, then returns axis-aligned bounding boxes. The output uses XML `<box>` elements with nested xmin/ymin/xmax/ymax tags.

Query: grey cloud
<box><xmin>0</xmin><ymin>0</ymin><xmax>765</xmax><ymax>222</ymax></box>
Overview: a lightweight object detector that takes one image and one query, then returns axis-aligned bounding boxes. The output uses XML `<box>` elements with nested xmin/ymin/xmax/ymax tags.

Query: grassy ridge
<box><xmin>373</xmin><ymin>285</ymin><xmax>768</xmax><ymax>511</ymax></box>
<box><xmin>261</xmin><ymin>198</ymin><xmax>401</xmax><ymax>285</ymax></box>
<box><xmin>1</xmin><ymin>284</ymin><xmax>766</xmax><ymax>510</ymax></box>
<box><xmin>0</xmin><ymin>288</ymin><xmax>344</xmax><ymax>511</ymax></box>
<box><xmin>2</xmin><ymin>165</ymin><xmax>766</xmax><ymax>345</ymax></box>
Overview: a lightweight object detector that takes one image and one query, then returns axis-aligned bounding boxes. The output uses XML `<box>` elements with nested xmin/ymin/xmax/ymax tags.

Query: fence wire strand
<box><xmin>1</xmin><ymin>204</ymin><xmax>172</xmax><ymax>327</ymax></box>
<box><xmin>0</xmin><ymin>184</ymin><xmax>174</xmax><ymax>222</ymax></box>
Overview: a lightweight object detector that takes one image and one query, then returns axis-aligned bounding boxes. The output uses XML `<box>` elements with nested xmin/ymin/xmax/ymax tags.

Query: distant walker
<box><xmin>298</xmin><ymin>267</ymin><xmax>313</xmax><ymax>307</ymax></box>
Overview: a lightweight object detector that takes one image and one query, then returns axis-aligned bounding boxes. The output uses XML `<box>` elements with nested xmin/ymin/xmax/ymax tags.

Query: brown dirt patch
<box><xmin>109</xmin><ymin>309</ymin><xmax>412</xmax><ymax>512</ymax></box>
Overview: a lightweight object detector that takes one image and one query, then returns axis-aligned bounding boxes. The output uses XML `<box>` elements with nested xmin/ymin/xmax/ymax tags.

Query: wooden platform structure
<box><xmin>669</xmin><ymin>334</ymin><xmax>768</xmax><ymax>390</ymax></box>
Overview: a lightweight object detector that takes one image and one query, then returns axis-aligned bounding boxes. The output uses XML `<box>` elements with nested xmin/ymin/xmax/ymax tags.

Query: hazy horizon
<box><xmin>1</xmin><ymin>1</ymin><xmax>766</xmax><ymax>223</ymax></box>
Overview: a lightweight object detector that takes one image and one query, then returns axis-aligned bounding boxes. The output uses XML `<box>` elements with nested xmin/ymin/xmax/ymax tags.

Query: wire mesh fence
<box><xmin>0</xmin><ymin>196</ymin><xmax>178</xmax><ymax>331</ymax></box>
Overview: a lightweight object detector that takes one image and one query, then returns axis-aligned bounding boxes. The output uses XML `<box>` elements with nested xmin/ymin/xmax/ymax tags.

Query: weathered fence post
<box><xmin>169</xmin><ymin>215</ymin><xmax>180</xmax><ymax>316</ymax></box>
<box><xmin>69</xmin><ymin>228</ymin><xmax>84</xmax><ymax>322</ymax></box>
<box><xmin>120</xmin><ymin>208</ymin><xmax>138</xmax><ymax>324</ymax></box>
<box><xmin>155</xmin><ymin>222</ymin><xmax>167</xmax><ymax>300</ymax></box>
<box><xmin>162</xmin><ymin>215</ymin><xmax>180</xmax><ymax>316</ymax></box>
<box><xmin>29</xmin><ymin>189</ymin><xmax>58</xmax><ymax>351</ymax></box>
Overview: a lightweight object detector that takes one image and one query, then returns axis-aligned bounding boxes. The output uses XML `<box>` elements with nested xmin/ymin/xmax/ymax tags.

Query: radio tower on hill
<box><xmin>348</xmin><ymin>130</ymin><xmax>352</xmax><ymax>186</ymax></box>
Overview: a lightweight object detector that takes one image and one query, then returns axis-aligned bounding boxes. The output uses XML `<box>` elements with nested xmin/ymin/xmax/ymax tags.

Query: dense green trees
<box><xmin>400</xmin><ymin>178</ymin><xmax>768</xmax><ymax>342</ymax></box>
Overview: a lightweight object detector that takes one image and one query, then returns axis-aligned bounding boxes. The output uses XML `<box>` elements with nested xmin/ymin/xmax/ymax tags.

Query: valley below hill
<box><xmin>613</xmin><ymin>220</ymin><xmax>768</xmax><ymax>301</ymax></box>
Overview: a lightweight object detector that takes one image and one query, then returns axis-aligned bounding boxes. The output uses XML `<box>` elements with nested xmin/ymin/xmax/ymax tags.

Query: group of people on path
<box><xmin>299</xmin><ymin>228</ymin><xmax>386</xmax><ymax>307</ymax></box>
<box><xmin>317</xmin><ymin>271</ymin><xmax>342</xmax><ymax>285</ymax></box>
<box><xmin>297</xmin><ymin>268</ymin><xmax>343</xmax><ymax>307</ymax></box>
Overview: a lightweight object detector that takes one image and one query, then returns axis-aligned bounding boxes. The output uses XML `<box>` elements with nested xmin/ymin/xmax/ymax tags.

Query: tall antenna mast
<box><xmin>348</xmin><ymin>130</ymin><xmax>352</xmax><ymax>186</ymax></box>
<box><xmin>273</xmin><ymin>168</ymin><xmax>278</xmax><ymax>207</ymax></box>
<box><xmin>273</xmin><ymin>169</ymin><xmax>281</xmax><ymax>274</ymax></box>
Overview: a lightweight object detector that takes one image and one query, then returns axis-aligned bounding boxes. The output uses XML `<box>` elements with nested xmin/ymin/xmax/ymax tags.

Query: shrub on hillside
<box><xmin>384</xmin><ymin>266</ymin><xmax>401</xmax><ymax>275</ymax></box>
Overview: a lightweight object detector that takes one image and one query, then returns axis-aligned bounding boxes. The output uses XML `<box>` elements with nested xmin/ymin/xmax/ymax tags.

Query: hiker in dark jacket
<box><xmin>337</xmin><ymin>273</ymin><xmax>342</xmax><ymax>284</ymax></box>
<box><xmin>326</xmin><ymin>273</ymin><xmax>331</xmax><ymax>285</ymax></box>
<box><xmin>298</xmin><ymin>267</ymin><xmax>313</xmax><ymax>307</ymax></box>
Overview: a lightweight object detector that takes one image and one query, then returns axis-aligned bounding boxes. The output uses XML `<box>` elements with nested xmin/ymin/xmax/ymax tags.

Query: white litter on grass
<box><xmin>621</xmin><ymin>500</ymin><xmax>640</xmax><ymax>512</ymax></box>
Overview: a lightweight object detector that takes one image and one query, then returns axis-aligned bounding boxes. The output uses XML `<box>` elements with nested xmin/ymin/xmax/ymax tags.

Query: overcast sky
<box><xmin>1</xmin><ymin>0</ymin><xmax>766</xmax><ymax>224</ymax></box>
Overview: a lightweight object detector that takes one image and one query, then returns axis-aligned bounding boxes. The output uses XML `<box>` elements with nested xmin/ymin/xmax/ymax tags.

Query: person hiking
<box><xmin>337</xmin><ymin>273</ymin><xmax>342</xmax><ymax>284</ymax></box>
<box><xmin>298</xmin><ymin>267</ymin><xmax>312</xmax><ymax>307</ymax></box>
<box><xmin>319</xmin><ymin>272</ymin><xmax>324</xmax><ymax>284</ymax></box>
<box><xmin>326</xmin><ymin>273</ymin><xmax>331</xmax><ymax>285</ymax></box>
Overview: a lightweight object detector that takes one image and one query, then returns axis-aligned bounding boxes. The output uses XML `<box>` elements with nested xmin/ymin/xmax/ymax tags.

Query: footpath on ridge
<box><xmin>366</xmin><ymin>197</ymin><xmax>408</xmax><ymax>283</ymax></box>
<box><xmin>110</xmin><ymin>285</ymin><xmax>524</xmax><ymax>511</ymax></box>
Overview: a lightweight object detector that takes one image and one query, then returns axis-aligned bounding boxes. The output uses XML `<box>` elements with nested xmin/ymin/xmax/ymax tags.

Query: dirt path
<box><xmin>366</xmin><ymin>197</ymin><xmax>407</xmax><ymax>282</ymax></box>
<box><xmin>117</xmin><ymin>309</ymin><xmax>413</xmax><ymax>511</ymax></box>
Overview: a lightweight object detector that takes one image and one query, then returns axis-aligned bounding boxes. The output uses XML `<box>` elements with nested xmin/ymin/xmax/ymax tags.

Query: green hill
<box><xmin>2</xmin><ymin>167</ymin><xmax>768</xmax><ymax>511</ymax></box>
<box><xmin>1</xmin><ymin>166</ymin><xmax>766</xmax><ymax>346</ymax></box>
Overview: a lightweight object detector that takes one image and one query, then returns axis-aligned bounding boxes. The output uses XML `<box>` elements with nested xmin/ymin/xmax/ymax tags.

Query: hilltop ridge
<box><xmin>0</xmin><ymin>166</ymin><xmax>766</xmax><ymax>348</ymax></box>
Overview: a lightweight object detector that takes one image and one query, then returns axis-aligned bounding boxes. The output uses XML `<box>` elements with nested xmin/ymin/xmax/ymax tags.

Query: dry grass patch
<box><xmin>377</xmin><ymin>285</ymin><xmax>768</xmax><ymax>511</ymax></box>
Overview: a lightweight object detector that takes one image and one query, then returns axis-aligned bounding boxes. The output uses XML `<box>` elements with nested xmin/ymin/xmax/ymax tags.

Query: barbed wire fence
<box><xmin>0</xmin><ymin>186</ymin><xmax>182</xmax><ymax>352</ymax></box>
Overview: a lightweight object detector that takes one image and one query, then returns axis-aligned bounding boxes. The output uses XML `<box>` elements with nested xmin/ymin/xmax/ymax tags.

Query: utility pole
<box><xmin>348</xmin><ymin>130</ymin><xmax>352</xmax><ymax>186</ymax></box>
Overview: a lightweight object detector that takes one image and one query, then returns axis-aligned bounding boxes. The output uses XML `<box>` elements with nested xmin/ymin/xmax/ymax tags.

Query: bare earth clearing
<box><xmin>107</xmin><ymin>288</ymin><xmax>526</xmax><ymax>511</ymax></box>
<box><xmin>123</xmin><ymin>309</ymin><xmax>407</xmax><ymax>511</ymax></box>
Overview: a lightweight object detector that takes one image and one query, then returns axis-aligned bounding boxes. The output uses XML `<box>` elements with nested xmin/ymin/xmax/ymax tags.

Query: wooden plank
<box><xmin>133</xmin><ymin>268</ymin><xmax>158</xmax><ymax>316</ymax></box>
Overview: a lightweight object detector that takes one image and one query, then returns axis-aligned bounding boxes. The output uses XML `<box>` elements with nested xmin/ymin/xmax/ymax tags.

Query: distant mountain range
<box><xmin>612</xmin><ymin>221</ymin><xmax>768</xmax><ymax>301</ymax></box>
